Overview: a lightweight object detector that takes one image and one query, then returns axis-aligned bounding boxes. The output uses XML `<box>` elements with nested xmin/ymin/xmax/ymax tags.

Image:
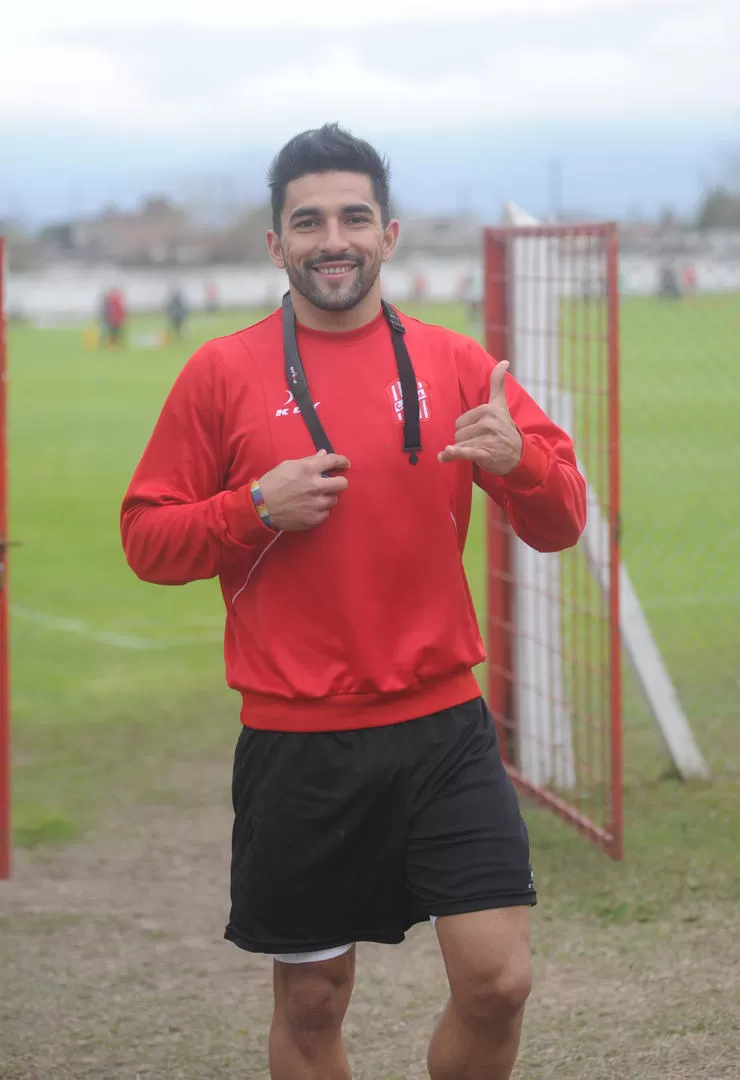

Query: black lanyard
<box><xmin>281</xmin><ymin>292</ymin><xmax>421</xmax><ymax>465</ymax></box>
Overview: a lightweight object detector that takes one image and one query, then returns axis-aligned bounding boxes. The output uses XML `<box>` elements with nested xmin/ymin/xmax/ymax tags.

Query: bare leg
<box><xmin>427</xmin><ymin>908</ymin><xmax>532</xmax><ymax>1080</ymax></box>
<box><xmin>269</xmin><ymin>948</ymin><xmax>355</xmax><ymax>1080</ymax></box>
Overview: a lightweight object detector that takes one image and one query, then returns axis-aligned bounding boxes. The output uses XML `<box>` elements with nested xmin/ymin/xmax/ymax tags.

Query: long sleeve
<box><xmin>120</xmin><ymin>343</ymin><xmax>275</xmax><ymax>585</ymax></box>
<box><xmin>462</xmin><ymin>342</ymin><xmax>586</xmax><ymax>553</ymax></box>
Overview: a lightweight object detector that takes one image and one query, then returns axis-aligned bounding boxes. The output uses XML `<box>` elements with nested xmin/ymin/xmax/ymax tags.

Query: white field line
<box><xmin>14</xmin><ymin>589</ymin><xmax>737</xmax><ymax>653</ymax></box>
<box><xmin>12</xmin><ymin>605</ymin><xmax>223</xmax><ymax>651</ymax></box>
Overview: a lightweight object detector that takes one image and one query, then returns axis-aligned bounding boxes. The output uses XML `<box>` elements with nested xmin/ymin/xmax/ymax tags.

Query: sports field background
<box><xmin>2</xmin><ymin>296</ymin><xmax>739</xmax><ymax>1078</ymax></box>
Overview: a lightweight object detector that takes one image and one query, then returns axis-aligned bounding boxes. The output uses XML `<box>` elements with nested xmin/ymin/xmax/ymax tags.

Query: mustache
<box><xmin>306</xmin><ymin>254</ymin><xmax>363</xmax><ymax>268</ymax></box>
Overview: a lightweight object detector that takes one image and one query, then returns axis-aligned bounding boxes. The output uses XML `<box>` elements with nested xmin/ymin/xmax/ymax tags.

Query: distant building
<box><xmin>395</xmin><ymin>213</ymin><xmax>483</xmax><ymax>257</ymax></box>
<box><xmin>35</xmin><ymin>197</ymin><xmax>198</xmax><ymax>267</ymax></box>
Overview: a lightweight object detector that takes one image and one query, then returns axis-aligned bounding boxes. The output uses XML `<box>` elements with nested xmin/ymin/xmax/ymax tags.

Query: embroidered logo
<box><xmin>386</xmin><ymin>379</ymin><xmax>431</xmax><ymax>423</ymax></box>
<box><xmin>275</xmin><ymin>390</ymin><xmax>321</xmax><ymax>418</ymax></box>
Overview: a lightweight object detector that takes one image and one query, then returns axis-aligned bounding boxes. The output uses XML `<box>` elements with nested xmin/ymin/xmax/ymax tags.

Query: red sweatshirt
<box><xmin>121</xmin><ymin>308</ymin><xmax>586</xmax><ymax>732</ymax></box>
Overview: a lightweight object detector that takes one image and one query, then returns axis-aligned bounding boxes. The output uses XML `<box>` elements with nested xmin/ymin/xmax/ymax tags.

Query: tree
<box><xmin>0</xmin><ymin>218</ymin><xmax>35</xmax><ymax>270</ymax></box>
<box><xmin>696</xmin><ymin>187</ymin><xmax>740</xmax><ymax>230</ymax></box>
<box><xmin>209</xmin><ymin>202</ymin><xmax>272</xmax><ymax>262</ymax></box>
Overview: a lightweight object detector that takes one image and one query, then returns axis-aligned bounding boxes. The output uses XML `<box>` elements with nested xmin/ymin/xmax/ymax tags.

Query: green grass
<box><xmin>620</xmin><ymin>294</ymin><xmax>740</xmax><ymax>733</ymax></box>
<box><xmin>6</xmin><ymin>297</ymin><xmax>739</xmax><ymax>913</ymax></box>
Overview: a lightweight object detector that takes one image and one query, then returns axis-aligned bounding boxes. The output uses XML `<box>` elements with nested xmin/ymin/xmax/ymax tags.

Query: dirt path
<box><xmin>2</xmin><ymin>794</ymin><xmax>738</xmax><ymax>1080</ymax></box>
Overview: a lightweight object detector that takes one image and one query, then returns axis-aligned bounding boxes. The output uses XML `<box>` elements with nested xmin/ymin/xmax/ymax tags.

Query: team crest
<box><xmin>386</xmin><ymin>379</ymin><xmax>431</xmax><ymax>423</ymax></box>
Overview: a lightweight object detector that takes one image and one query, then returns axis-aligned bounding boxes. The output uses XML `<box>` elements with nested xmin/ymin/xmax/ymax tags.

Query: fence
<box><xmin>482</xmin><ymin>211</ymin><xmax>739</xmax><ymax>859</ymax></box>
<box><xmin>484</xmin><ymin>219</ymin><xmax>622</xmax><ymax>857</ymax></box>
<box><xmin>614</xmin><ymin>249</ymin><xmax>739</xmax><ymax>785</ymax></box>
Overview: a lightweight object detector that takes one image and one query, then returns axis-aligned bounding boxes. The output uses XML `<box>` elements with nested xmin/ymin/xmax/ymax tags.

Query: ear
<box><xmin>381</xmin><ymin>218</ymin><xmax>400</xmax><ymax>263</ymax></box>
<box><xmin>266</xmin><ymin>230</ymin><xmax>285</xmax><ymax>269</ymax></box>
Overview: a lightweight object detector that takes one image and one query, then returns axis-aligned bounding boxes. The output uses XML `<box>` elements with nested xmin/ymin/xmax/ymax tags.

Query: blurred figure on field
<box><xmin>682</xmin><ymin>264</ymin><xmax>697</xmax><ymax>295</ymax></box>
<box><xmin>97</xmin><ymin>290</ymin><xmax>110</xmax><ymax>346</ymax></box>
<box><xmin>165</xmin><ymin>286</ymin><xmax>189</xmax><ymax>339</ymax></box>
<box><xmin>458</xmin><ymin>269</ymin><xmax>482</xmax><ymax>326</ymax></box>
<box><xmin>410</xmin><ymin>271</ymin><xmax>428</xmax><ymax>304</ymax></box>
<box><xmin>457</xmin><ymin>271</ymin><xmax>472</xmax><ymax>304</ymax></box>
<box><xmin>100</xmin><ymin>287</ymin><xmax>127</xmax><ymax>347</ymax></box>
<box><xmin>657</xmin><ymin>263</ymin><xmax>682</xmax><ymax>300</ymax></box>
<box><xmin>205</xmin><ymin>282</ymin><xmax>220</xmax><ymax>312</ymax></box>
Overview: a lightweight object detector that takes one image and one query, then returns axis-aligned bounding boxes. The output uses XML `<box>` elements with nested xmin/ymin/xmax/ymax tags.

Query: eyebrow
<box><xmin>288</xmin><ymin>202</ymin><xmax>376</xmax><ymax>223</ymax></box>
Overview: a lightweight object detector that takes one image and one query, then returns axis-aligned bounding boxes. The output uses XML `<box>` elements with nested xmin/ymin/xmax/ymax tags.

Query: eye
<box><xmin>294</xmin><ymin>219</ymin><xmax>318</xmax><ymax>229</ymax></box>
<box><xmin>347</xmin><ymin>215</ymin><xmax>371</xmax><ymax>225</ymax></box>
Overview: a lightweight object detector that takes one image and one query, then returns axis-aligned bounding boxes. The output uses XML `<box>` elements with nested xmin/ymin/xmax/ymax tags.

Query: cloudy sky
<box><xmin>1</xmin><ymin>1</ymin><xmax>738</xmax><ymax>223</ymax></box>
<box><xmin>3</xmin><ymin>0</ymin><xmax>738</xmax><ymax>137</ymax></box>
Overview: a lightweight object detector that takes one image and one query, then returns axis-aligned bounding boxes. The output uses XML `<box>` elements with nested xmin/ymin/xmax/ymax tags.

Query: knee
<box><xmin>276</xmin><ymin>966</ymin><xmax>352</xmax><ymax>1036</ymax></box>
<box><xmin>455</xmin><ymin>957</ymin><xmax>532</xmax><ymax>1024</ymax></box>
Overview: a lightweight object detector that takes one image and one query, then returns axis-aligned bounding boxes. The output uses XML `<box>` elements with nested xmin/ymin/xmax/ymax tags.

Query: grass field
<box><xmin>2</xmin><ymin>296</ymin><xmax>739</xmax><ymax>1079</ymax></box>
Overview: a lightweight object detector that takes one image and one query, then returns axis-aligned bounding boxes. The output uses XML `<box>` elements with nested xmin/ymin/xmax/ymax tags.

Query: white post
<box><xmin>503</xmin><ymin>203</ymin><xmax>575</xmax><ymax>788</ymax></box>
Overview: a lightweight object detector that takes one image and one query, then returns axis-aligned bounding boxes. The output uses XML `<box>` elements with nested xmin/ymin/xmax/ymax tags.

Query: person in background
<box><xmin>100</xmin><ymin>287</ymin><xmax>126</xmax><ymax>347</ymax></box>
<box><xmin>458</xmin><ymin>268</ymin><xmax>483</xmax><ymax>328</ymax></box>
<box><xmin>165</xmin><ymin>286</ymin><xmax>189</xmax><ymax>339</ymax></box>
<box><xmin>411</xmin><ymin>270</ymin><xmax>428</xmax><ymax>304</ymax></box>
<box><xmin>204</xmin><ymin>282</ymin><xmax>220</xmax><ymax>312</ymax></box>
<box><xmin>657</xmin><ymin>263</ymin><xmax>682</xmax><ymax>300</ymax></box>
<box><xmin>98</xmin><ymin>290</ymin><xmax>112</xmax><ymax>347</ymax></box>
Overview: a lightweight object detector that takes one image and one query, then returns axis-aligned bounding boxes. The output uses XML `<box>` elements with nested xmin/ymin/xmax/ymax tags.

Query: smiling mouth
<box><xmin>312</xmin><ymin>263</ymin><xmax>358</xmax><ymax>276</ymax></box>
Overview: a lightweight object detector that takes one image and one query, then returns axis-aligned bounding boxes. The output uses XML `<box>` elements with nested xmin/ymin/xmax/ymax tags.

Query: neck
<box><xmin>289</xmin><ymin>283</ymin><xmax>382</xmax><ymax>333</ymax></box>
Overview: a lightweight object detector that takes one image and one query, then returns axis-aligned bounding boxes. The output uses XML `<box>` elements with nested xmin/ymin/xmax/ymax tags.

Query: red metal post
<box><xmin>0</xmin><ymin>236</ymin><xmax>9</xmax><ymax>879</ymax></box>
<box><xmin>607</xmin><ymin>224</ymin><xmax>623</xmax><ymax>860</ymax></box>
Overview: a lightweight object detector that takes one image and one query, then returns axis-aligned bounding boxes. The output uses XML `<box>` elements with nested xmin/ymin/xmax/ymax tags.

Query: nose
<box><xmin>319</xmin><ymin>217</ymin><xmax>349</xmax><ymax>254</ymax></box>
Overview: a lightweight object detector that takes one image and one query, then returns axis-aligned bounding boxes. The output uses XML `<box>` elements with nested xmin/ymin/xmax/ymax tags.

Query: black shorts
<box><xmin>224</xmin><ymin>696</ymin><xmax>536</xmax><ymax>955</ymax></box>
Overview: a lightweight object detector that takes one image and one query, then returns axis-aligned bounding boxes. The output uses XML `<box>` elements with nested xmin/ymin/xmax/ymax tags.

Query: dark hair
<box><xmin>268</xmin><ymin>123</ymin><xmax>391</xmax><ymax>233</ymax></box>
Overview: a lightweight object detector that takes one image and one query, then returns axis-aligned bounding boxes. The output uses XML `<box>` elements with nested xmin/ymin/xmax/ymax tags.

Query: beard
<box><xmin>285</xmin><ymin>251</ymin><xmax>382</xmax><ymax>312</ymax></box>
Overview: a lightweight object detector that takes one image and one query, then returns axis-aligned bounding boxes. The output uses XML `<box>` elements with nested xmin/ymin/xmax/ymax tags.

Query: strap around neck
<box><xmin>281</xmin><ymin>293</ymin><xmax>421</xmax><ymax>465</ymax></box>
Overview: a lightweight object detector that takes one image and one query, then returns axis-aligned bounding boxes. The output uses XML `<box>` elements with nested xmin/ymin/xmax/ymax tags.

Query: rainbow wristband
<box><xmin>250</xmin><ymin>479</ymin><xmax>274</xmax><ymax>529</ymax></box>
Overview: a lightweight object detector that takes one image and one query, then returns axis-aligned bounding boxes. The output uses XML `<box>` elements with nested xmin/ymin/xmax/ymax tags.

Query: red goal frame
<box><xmin>0</xmin><ymin>237</ymin><xmax>10</xmax><ymax>879</ymax></box>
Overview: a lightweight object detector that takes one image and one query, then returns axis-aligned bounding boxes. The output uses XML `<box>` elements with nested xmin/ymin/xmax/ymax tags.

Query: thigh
<box><xmin>225</xmin><ymin>725</ymin><xmax>408</xmax><ymax>954</ymax></box>
<box><xmin>435</xmin><ymin>907</ymin><xmax>532</xmax><ymax>1011</ymax></box>
<box><xmin>405</xmin><ymin>698</ymin><xmax>536</xmax><ymax>919</ymax></box>
<box><xmin>273</xmin><ymin>945</ymin><xmax>357</xmax><ymax>1025</ymax></box>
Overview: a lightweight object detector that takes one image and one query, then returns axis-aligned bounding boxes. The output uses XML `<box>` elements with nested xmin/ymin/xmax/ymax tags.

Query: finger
<box><xmin>309</xmin><ymin>452</ymin><xmax>350</xmax><ymax>472</ymax></box>
<box><xmin>454</xmin><ymin>419</ymin><xmax>499</xmax><ymax>444</ymax></box>
<box><xmin>319</xmin><ymin>494</ymin><xmax>339</xmax><ymax>509</ymax></box>
<box><xmin>455</xmin><ymin>403</ymin><xmax>492</xmax><ymax>431</ymax></box>
<box><xmin>319</xmin><ymin>475</ymin><xmax>350</xmax><ymax>494</ymax></box>
<box><xmin>489</xmin><ymin>361</ymin><xmax>509</xmax><ymax>403</ymax></box>
<box><xmin>438</xmin><ymin>444</ymin><xmax>490</xmax><ymax>467</ymax></box>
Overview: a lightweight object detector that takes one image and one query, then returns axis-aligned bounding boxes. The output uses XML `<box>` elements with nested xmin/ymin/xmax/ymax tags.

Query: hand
<box><xmin>258</xmin><ymin>450</ymin><xmax>350</xmax><ymax>531</ymax></box>
<box><xmin>438</xmin><ymin>362</ymin><xmax>523</xmax><ymax>475</ymax></box>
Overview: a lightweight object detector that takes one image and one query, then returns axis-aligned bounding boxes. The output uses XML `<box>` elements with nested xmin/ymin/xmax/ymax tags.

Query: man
<box><xmin>121</xmin><ymin>123</ymin><xmax>586</xmax><ymax>1080</ymax></box>
<box><xmin>165</xmin><ymin>285</ymin><xmax>189</xmax><ymax>340</ymax></box>
<box><xmin>98</xmin><ymin>286</ymin><xmax>127</xmax><ymax>348</ymax></box>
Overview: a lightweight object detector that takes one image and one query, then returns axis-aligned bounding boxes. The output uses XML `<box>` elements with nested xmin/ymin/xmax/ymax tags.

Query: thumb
<box><xmin>489</xmin><ymin>361</ymin><xmax>509</xmax><ymax>403</ymax></box>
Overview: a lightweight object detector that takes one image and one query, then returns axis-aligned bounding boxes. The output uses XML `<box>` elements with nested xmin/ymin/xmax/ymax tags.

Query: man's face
<box><xmin>267</xmin><ymin>171</ymin><xmax>398</xmax><ymax>312</ymax></box>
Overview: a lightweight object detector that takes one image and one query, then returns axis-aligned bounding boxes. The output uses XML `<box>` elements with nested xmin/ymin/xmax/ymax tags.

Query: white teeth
<box><xmin>316</xmin><ymin>265</ymin><xmax>354</xmax><ymax>275</ymax></box>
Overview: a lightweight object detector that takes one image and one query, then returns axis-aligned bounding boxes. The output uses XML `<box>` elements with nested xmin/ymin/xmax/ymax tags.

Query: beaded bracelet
<box><xmin>250</xmin><ymin>479</ymin><xmax>274</xmax><ymax>529</ymax></box>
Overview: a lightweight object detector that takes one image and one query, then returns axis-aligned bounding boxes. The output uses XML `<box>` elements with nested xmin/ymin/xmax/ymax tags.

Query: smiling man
<box><xmin>121</xmin><ymin>123</ymin><xmax>586</xmax><ymax>1080</ymax></box>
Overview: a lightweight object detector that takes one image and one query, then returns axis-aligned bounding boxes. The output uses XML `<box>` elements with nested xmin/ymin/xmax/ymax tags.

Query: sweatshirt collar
<box><xmin>293</xmin><ymin>307</ymin><xmax>387</xmax><ymax>344</ymax></box>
